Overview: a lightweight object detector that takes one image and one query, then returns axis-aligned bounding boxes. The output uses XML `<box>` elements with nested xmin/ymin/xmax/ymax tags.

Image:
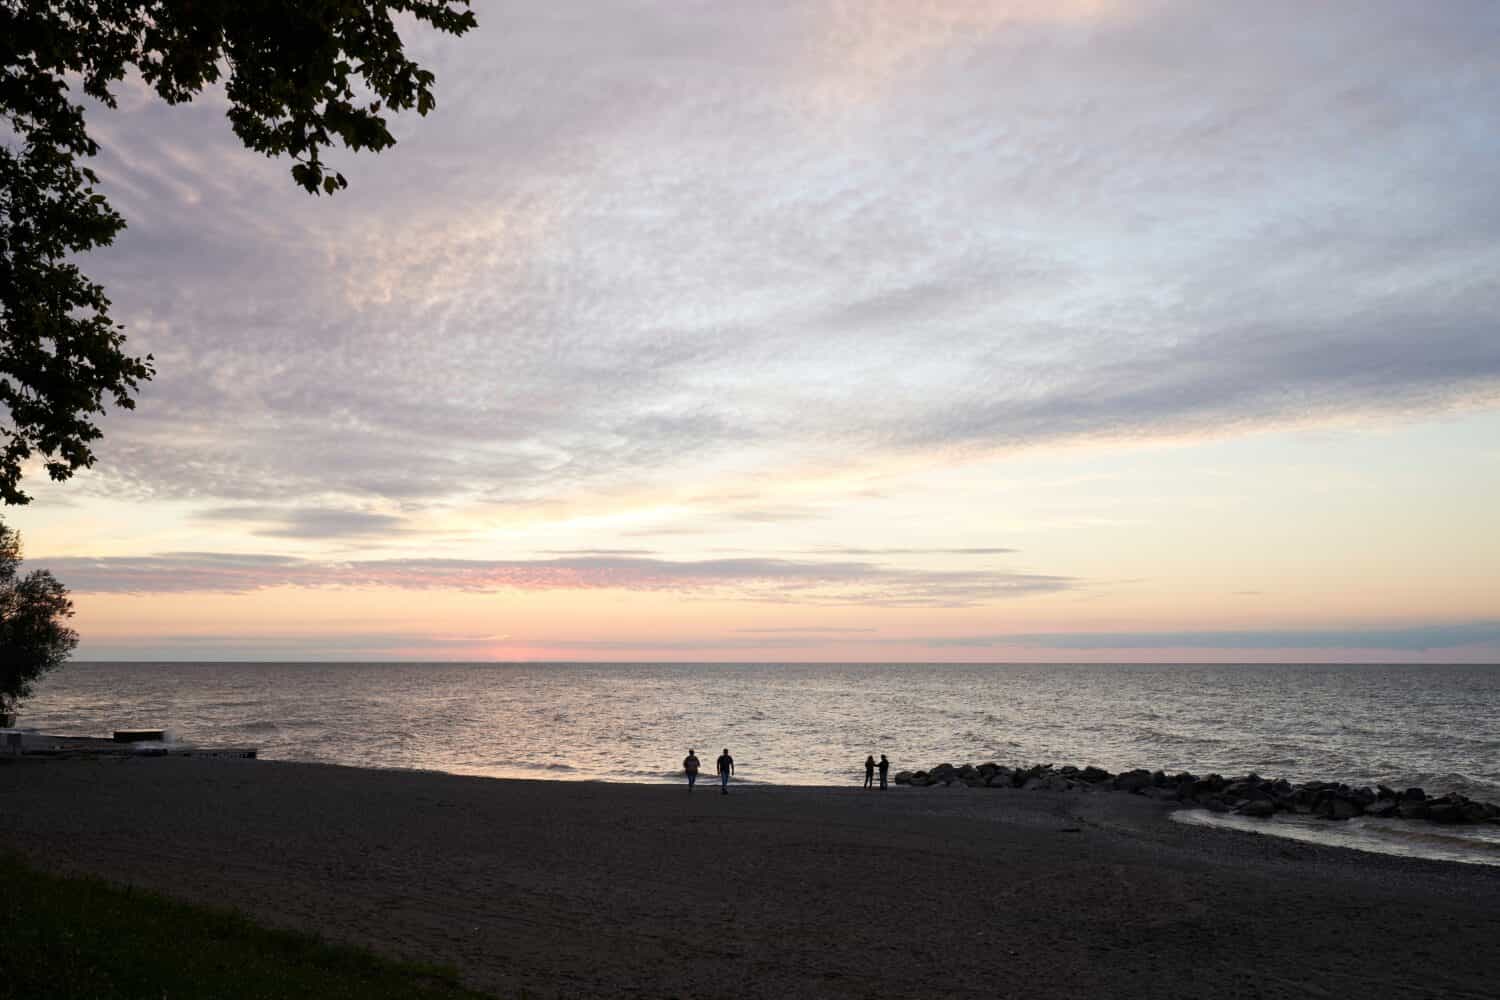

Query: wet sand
<box><xmin>2</xmin><ymin>758</ymin><xmax>1497</xmax><ymax>999</ymax></box>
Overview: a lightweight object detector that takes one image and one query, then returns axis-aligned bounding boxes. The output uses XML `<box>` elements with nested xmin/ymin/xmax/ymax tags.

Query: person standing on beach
<box><xmin>717</xmin><ymin>748</ymin><xmax>734</xmax><ymax>794</ymax></box>
<box><xmin>683</xmin><ymin>748</ymin><xmax>700</xmax><ymax>791</ymax></box>
<box><xmin>878</xmin><ymin>754</ymin><xmax>890</xmax><ymax>790</ymax></box>
<box><xmin>864</xmin><ymin>755</ymin><xmax>876</xmax><ymax>789</ymax></box>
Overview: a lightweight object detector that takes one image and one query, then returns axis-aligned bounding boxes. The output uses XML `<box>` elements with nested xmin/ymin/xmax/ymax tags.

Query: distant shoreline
<box><xmin>3</xmin><ymin>757</ymin><xmax>1498</xmax><ymax>999</ymax></box>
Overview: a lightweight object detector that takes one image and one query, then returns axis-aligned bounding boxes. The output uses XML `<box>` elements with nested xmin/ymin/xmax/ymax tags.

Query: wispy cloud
<box><xmin>733</xmin><ymin>627</ymin><xmax>879</xmax><ymax>634</ymax></box>
<box><xmin>195</xmin><ymin>506</ymin><xmax>409</xmax><ymax>539</ymax></box>
<box><xmin>51</xmin><ymin>0</ymin><xmax>1500</xmax><ymax>514</ymax></box>
<box><xmin>795</xmin><ymin>547</ymin><xmax>1017</xmax><ymax>556</ymax></box>
<box><xmin>540</xmin><ymin>549</ymin><xmax>659</xmax><ymax>555</ymax></box>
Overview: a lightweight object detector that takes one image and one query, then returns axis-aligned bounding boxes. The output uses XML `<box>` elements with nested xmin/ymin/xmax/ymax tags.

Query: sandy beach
<box><xmin>2</xmin><ymin>758</ymin><xmax>1497</xmax><ymax>999</ymax></box>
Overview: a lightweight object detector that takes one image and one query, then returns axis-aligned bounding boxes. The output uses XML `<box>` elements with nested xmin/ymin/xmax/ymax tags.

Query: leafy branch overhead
<box><xmin>0</xmin><ymin>0</ymin><xmax>477</xmax><ymax>504</ymax></box>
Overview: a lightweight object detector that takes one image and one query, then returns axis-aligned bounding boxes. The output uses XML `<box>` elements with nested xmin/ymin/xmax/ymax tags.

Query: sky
<box><xmin>8</xmin><ymin>0</ymin><xmax>1500</xmax><ymax>661</ymax></box>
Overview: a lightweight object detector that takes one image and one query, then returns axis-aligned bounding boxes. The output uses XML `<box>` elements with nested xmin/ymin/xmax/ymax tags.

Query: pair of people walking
<box><xmin>864</xmin><ymin>754</ymin><xmax>890</xmax><ymax>790</ymax></box>
<box><xmin>682</xmin><ymin>748</ymin><xmax>734</xmax><ymax>794</ymax></box>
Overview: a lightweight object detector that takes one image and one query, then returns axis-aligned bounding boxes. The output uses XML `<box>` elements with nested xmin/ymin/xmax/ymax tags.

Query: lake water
<box><xmin>20</xmin><ymin>661</ymin><xmax>1500</xmax><ymax>864</ymax></box>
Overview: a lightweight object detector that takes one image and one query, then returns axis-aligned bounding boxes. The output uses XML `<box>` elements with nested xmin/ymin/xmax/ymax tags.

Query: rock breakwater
<box><xmin>893</xmin><ymin>762</ymin><xmax>1500</xmax><ymax>825</ymax></box>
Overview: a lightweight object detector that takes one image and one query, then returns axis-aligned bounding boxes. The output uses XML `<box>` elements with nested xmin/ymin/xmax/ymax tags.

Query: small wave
<box><xmin>490</xmin><ymin>760</ymin><xmax>577</xmax><ymax>772</ymax></box>
<box><xmin>1380</xmin><ymin>823</ymin><xmax>1500</xmax><ymax>853</ymax></box>
<box><xmin>1173</xmin><ymin>809</ymin><xmax>1500</xmax><ymax>868</ymax></box>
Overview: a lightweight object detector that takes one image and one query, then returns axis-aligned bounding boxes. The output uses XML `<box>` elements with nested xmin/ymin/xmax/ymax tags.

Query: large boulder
<box><xmin>1192</xmin><ymin>774</ymin><xmax>1226</xmax><ymax>796</ymax></box>
<box><xmin>1224</xmin><ymin>782</ymin><xmax>1273</xmax><ymax>804</ymax></box>
<box><xmin>1023</xmin><ymin>774</ymin><xmax>1076</xmax><ymax>793</ymax></box>
<box><xmin>1463</xmin><ymin>801</ymin><xmax>1495</xmax><ymax>822</ymax></box>
<box><xmin>1318</xmin><ymin>797</ymin><xmax>1363</xmax><ymax>821</ymax></box>
<box><xmin>1237</xmin><ymin>799</ymin><xmax>1275</xmax><ymax>819</ymax></box>
<box><xmin>894</xmin><ymin>771</ymin><xmax>913</xmax><ymax>785</ymax></box>
<box><xmin>1114</xmin><ymin>769</ymin><xmax>1154</xmax><ymax>793</ymax></box>
<box><xmin>1427</xmin><ymin>803</ymin><xmax>1463</xmax><ymax>824</ymax></box>
<box><xmin>1397</xmin><ymin>799</ymin><xmax>1429</xmax><ymax>820</ymax></box>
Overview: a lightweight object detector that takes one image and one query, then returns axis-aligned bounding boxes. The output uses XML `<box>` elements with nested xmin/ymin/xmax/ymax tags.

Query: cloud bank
<box><xmin>34</xmin><ymin>552</ymin><xmax>1072</xmax><ymax>607</ymax></box>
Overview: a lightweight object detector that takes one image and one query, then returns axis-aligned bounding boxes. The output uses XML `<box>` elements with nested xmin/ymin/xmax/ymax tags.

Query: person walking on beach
<box><xmin>683</xmin><ymin>748</ymin><xmax>700</xmax><ymax>791</ymax></box>
<box><xmin>717</xmin><ymin>748</ymin><xmax>734</xmax><ymax>794</ymax></box>
<box><xmin>878</xmin><ymin>754</ymin><xmax>890</xmax><ymax>791</ymax></box>
<box><xmin>864</xmin><ymin>754</ymin><xmax>876</xmax><ymax>789</ymax></box>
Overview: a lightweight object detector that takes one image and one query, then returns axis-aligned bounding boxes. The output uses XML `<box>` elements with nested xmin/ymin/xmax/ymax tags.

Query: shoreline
<box><xmin>5</xmin><ymin>757</ymin><xmax>1499</xmax><ymax>998</ymax></box>
<box><xmin>11</xmin><ymin>740</ymin><xmax>1499</xmax><ymax>869</ymax></box>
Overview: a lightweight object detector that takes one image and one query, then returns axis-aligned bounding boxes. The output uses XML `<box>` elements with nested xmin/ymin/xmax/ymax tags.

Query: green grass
<box><xmin>0</xmin><ymin>854</ymin><xmax>497</xmax><ymax>1000</ymax></box>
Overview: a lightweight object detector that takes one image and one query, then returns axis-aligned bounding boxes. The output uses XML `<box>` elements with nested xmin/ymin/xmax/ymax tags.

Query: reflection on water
<box><xmin>1172</xmin><ymin>807</ymin><xmax>1500</xmax><ymax>867</ymax></box>
<box><xmin>21</xmin><ymin>662</ymin><xmax>1500</xmax><ymax>800</ymax></box>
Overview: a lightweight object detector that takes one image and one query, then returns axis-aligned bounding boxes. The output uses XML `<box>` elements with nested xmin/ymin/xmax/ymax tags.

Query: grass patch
<box><xmin>0</xmin><ymin>853</ymin><xmax>496</xmax><ymax>999</ymax></box>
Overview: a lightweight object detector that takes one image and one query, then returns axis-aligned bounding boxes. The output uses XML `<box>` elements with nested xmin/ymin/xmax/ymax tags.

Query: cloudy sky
<box><xmin>11</xmin><ymin>0</ymin><xmax>1500</xmax><ymax>661</ymax></box>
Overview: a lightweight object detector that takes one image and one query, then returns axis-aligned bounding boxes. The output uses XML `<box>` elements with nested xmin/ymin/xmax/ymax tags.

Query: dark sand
<box><xmin>2</xmin><ymin>758</ymin><xmax>1497</xmax><ymax>999</ymax></box>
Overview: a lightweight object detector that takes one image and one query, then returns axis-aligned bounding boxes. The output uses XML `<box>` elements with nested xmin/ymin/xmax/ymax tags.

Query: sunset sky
<box><xmin>12</xmin><ymin>0</ymin><xmax>1500</xmax><ymax>661</ymax></box>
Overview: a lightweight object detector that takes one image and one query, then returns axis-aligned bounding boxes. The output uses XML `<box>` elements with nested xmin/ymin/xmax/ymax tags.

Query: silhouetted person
<box><xmin>717</xmin><ymin>748</ymin><xmax>734</xmax><ymax>794</ymax></box>
<box><xmin>864</xmin><ymin>754</ymin><xmax>876</xmax><ymax>789</ymax></box>
<box><xmin>683</xmin><ymin>748</ymin><xmax>700</xmax><ymax>791</ymax></box>
<box><xmin>878</xmin><ymin>754</ymin><xmax>890</xmax><ymax>790</ymax></box>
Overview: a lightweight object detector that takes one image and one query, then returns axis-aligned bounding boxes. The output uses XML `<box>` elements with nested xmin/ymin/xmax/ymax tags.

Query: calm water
<box><xmin>19</xmin><ymin>661</ymin><xmax>1500</xmax><ymax>864</ymax></box>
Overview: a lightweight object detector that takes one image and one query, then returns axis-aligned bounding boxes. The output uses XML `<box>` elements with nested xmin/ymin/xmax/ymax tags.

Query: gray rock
<box><xmin>1319</xmin><ymin>797</ymin><xmax>1362</xmax><ymax>821</ymax></box>
<box><xmin>1114</xmin><ymin>769</ymin><xmax>1153</xmax><ymax>793</ymax></box>
<box><xmin>1237</xmin><ymin>799</ymin><xmax>1275</xmax><ymax>818</ymax></box>
<box><xmin>1464</xmin><ymin>802</ymin><xmax>1495</xmax><ymax>822</ymax></box>
<box><xmin>1397</xmin><ymin>800</ymin><xmax>1429</xmax><ymax>820</ymax></box>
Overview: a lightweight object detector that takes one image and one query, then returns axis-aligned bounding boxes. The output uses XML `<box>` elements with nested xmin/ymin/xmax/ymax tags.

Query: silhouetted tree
<box><xmin>1</xmin><ymin>0</ymin><xmax>477</xmax><ymax>504</ymax></box>
<box><xmin>0</xmin><ymin>520</ymin><xmax>77</xmax><ymax>721</ymax></box>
